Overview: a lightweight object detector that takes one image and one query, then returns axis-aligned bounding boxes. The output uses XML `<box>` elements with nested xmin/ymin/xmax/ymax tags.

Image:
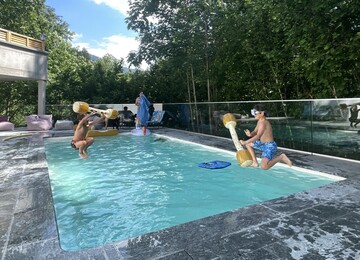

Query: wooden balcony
<box><xmin>0</xmin><ymin>28</ymin><xmax>45</xmax><ymax>51</ymax></box>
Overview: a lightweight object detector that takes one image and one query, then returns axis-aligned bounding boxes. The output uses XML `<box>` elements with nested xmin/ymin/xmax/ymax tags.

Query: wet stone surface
<box><xmin>0</xmin><ymin>128</ymin><xmax>359</xmax><ymax>259</ymax></box>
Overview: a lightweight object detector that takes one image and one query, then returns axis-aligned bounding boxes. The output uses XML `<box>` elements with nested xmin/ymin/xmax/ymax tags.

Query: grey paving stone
<box><xmin>240</xmin><ymin>246</ymin><xmax>282</xmax><ymax>260</ymax></box>
<box><xmin>260</xmin><ymin>211</ymin><xmax>323</xmax><ymax>240</ymax></box>
<box><xmin>0</xmin><ymin>189</ymin><xmax>18</xmax><ymax>217</ymax></box>
<box><xmin>5</xmin><ymin>238</ymin><xmax>107</xmax><ymax>260</ymax></box>
<box><xmin>152</xmin><ymin>250</ymin><xmax>192</xmax><ymax>260</ymax></box>
<box><xmin>221</xmin><ymin>228</ymin><xmax>279</xmax><ymax>256</ymax></box>
<box><xmin>1</xmin><ymin>129</ymin><xmax>360</xmax><ymax>259</ymax></box>
<box><xmin>15</xmin><ymin>187</ymin><xmax>53</xmax><ymax>214</ymax></box>
<box><xmin>333</xmin><ymin>243</ymin><xmax>360</xmax><ymax>260</ymax></box>
<box><xmin>8</xmin><ymin>205</ymin><xmax>57</xmax><ymax>247</ymax></box>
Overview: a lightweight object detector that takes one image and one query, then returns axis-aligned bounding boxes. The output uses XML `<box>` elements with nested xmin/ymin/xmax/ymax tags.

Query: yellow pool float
<box><xmin>87</xmin><ymin>129</ymin><xmax>119</xmax><ymax>137</ymax></box>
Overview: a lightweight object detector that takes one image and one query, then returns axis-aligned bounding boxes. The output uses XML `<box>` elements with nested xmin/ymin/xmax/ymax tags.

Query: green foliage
<box><xmin>127</xmin><ymin>0</ymin><xmax>360</xmax><ymax>101</ymax></box>
<box><xmin>0</xmin><ymin>80</ymin><xmax>38</xmax><ymax>125</ymax></box>
<box><xmin>1</xmin><ymin>0</ymin><xmax>360</xmax><ymax>127</ymax></box>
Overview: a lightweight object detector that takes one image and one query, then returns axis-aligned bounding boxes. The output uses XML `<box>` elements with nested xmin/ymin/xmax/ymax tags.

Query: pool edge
<box><xmin>1</xmin><ymin>128</ymin><xmax>360</xmax><ymax>259</ymax></box>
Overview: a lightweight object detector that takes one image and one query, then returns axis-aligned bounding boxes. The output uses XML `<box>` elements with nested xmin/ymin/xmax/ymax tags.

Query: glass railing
<box><xmin>47</xmin><ymin>98</ymin><xmax>360</xmax><ymax>161</ymax></box>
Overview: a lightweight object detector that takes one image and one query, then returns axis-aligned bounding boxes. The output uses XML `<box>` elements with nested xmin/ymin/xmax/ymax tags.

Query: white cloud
<box><xmin>73</xmin><ymin>34</ymin><xmax>138</xmax><ymax>61</ymax></box>
<box><xmin>72</xmin><ymin>34</ymin><xmax>148</xmax><ymax>69</ymax></box>
<box><xmin>72</xmin><ymin>33</ymin><xmax>83</xmax><ymax>42</ymax></box>
<box><xmin>90</xmin><ymin>0</ymin><xmax>129</xmax><ymax>16</ymax></box>
<box><xmin>73</xmin><ymin>1</ymin><xmax>149</xmax><ymax>69</ymax></box>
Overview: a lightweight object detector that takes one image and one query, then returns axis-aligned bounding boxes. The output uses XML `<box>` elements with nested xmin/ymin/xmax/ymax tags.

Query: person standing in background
<box><xmin>135</xmin><ymin>92</ymin><xmax>151</xmax><ymax>135</ymax></box>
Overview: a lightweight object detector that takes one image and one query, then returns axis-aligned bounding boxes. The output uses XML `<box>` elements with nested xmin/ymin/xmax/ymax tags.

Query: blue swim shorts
<box><xmin>253</xmin><ymin>140</ymin><xmax>278</xmax><ymax>161</ymax></box>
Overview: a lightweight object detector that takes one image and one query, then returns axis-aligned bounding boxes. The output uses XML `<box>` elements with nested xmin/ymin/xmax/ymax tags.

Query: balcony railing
<box><xmin>0</xmin><ymin>28</ymin><xmax>45</xmax><ymax>51</ymax></box>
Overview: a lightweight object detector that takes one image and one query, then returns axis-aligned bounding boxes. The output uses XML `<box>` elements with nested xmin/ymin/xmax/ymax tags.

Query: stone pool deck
<box><xmin>0</xmin><ymin>128</ymin><xmax>359</xmax><ymax>259</ymax></box>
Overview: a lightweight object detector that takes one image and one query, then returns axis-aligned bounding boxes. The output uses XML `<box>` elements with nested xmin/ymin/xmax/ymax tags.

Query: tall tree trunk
<box><xmin>191</xmin><ymin>65</ymin><xmax>200</xmax><ymax>132</ymax></box>
<box><xmin>204</xmin><ymin>19</ymin><xmax>213</xmax><ymax>132</ymax></box>
<box><xmin>186</xmin><ymin>70</ymin><xmax>194</xmax><ymax>130</ymax></box>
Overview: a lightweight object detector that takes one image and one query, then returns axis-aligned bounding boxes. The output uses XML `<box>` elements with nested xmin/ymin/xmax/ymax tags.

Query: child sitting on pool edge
<box><xmin>239</xmin><ymin>104</ymin><xmax>292</xmax><ymax>170</ymax></box>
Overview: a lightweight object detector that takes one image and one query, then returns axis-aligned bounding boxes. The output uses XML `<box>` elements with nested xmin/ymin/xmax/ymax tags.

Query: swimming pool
<box><xmin>45</xmin><ymin>134</ymin><xmax>343</xmax><ymax>251</ymax></box>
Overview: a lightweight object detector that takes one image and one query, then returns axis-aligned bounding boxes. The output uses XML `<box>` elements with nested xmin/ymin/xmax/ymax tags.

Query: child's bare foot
<box><xmin>79</xmin><ymin>152</ymin><xmax>88</xmax><ymax>159</ymax></box>
<box><xmin>251</xmin><ymin>160</ymin><xmax>259</xmax><ymax>167</ymax></box>
<box><xmin>280</xmin><ymin>154</ymin><xmax>292</xmax><ymax>167</ymax></box>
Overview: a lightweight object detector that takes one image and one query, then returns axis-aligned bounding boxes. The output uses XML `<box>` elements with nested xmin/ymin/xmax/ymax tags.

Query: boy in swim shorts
<box><xmin>239</xmin><ymin>104</ymin><xmax>292</xmax><ymax>170</ymax></box>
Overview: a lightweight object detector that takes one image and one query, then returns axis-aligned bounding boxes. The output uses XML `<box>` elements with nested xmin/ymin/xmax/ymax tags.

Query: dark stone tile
<box><xmin>0</xmin><ymin>216</ymin><xmax>12</xmax><ymax>258</ymax></box>
<box><xmin>4</xmin><ymin>168</ymin><xmax>49</xmax><ymax>190</ymax></box>
<box><xmin>340</xmin><ymin>191</ymin><xmax>360</xmax><ymax>214</ymax></box>
<box><xmin>0</xmin><ymin>189</ymin><xmax>17</xmax><ymax>253</ymax></box>
<box><xmin>114</xmin><ymin>228</ymin><xmax>226</xmax><ymax>260</ymax></box>
<box><xmin>277</xmin><ymin>222</ymin><xmax>354</xmax><ymax>259</ymax></box>
<box><xmin>114</xmin><ymin>235</ymin><xmax>177</xmax><ymax>260</ymax></box>
<box><xmin>257</xmin><ymin>208</ymin><xmax>358</xmax><ymax>258</ymax></box>
<box><xmin>296</xmin><ymin>179</ymin><xmax>360</xmax><ymax>201</ymax></box>
<box><xmin>260</xmin><ymin>179</ymin><xmax>359</xmax><ymax>216</ymax></box>
<box><xmin>306</xmin><ymin>203</ymin><xmax>353</xmax><ymax>221</ymax></box>
<box><xmin>2</xmin><ymin>129</ymin><xmax>360</xmax><ymax>260</ymax></box>
<box><xmin>0</xmin><ymin>215</ymin><xmax>12</xmax><ymax>235</ymax></box>
<box><xmin>220</xmin><ymin>228</ymin><xmax>279</xmax><ymax>256</ymax></box>
<box><xmin>240</xmin><ymin>246</ymin><xmax>283</xmax><ymax>260</ymax></box>
<box><xmin>113</xmin><ymin>204</ymin><xmax>281</xmax><ymax>259</ymax></box>
<box><xmin>0</xmin><ymin>189</ymin><xmax>17</xmax><ymax>217</ymax></box>
<box><xmin>8</xmin><ymin>205</ymin><xmax>57</xmax><ymax>247</ymax></box>
<box><xmin>261</xmin><ymin>242</ymin><xmax>294</xmax><ymax>259</ymax></box>
<box><xmin>216</xmin><ymin>204</ymin><xmax>283</xmax><ymax>234</ymax></box>
<box><xmin>260</xmin><ymin>211</ymin><xmax>323</xmax><ymax>240</ymax></box>
<box><xmin>289</xmin><ymin>153</ymin><xmax>358</xmax><ymax>179</ymax></box>
<box><xmin>5</xmin><ymin>238</ymin><xmax>108</xmax><ymax>260</ymax></box>
<box><xmin>0</xmin><ymin>160</ymin><xmax>24</xmax><ymax>174</ymax></box>
<box><xmin>153</xmin><ymin>250</ymin><xmax>192</xmax><ymax>260</ymax></box>
<box><xmin>260</xmin><ymin>194</ymin><xmax>317</xmax><ymax>215</ymax></box>
<box><xmin>0</xmin><ymin>144</ymin><xmax>23</xmax><ymax>156</ymax></box>
<box><xmin>111</xmin><ymin>204</ymin><xmax>275</xmax><ymax>258</ymax></box>
<box><xmin>300</xmin><ymin>253</ymin><xmax>328</xmax><ymax>260</ymax></box>
<box><xmin>103</xmin><ymin>244</ymin><xmax>123</xmax><ymax>259</ymax></box>
<box><xmin>318</xmin><ymin>212</ymin><xmax>360</xmax><ymax>245</ymax></box>
<box><xmin>163</xmin><ymin>228</ymin><xmax>276</xmax><ymax>259</ymax></box>
<box><xmin>333</xmin><ymin>244</ymin><xmax>360</xmax><ymax>260</ymax></box>
<box><xmin>181</xmin><ymin>237</ymin><xmax>239</xmax><ymax>260</ymax></box>
<box><xmin>0</xmin><ymin>164</ymin><xmax>26</xmax><ymax>189</ymax></box>
<box><xmin>11</xmin><ymin>148</ymin><xmax>32</xmax><ymax>160</ymax></box>
<box><xmin>15</xmin><ymin>187</ymin><xmax>53</xmax><ymax>214</ymax></box>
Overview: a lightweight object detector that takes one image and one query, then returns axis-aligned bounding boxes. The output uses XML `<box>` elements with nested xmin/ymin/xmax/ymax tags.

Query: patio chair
<box><xmin>119</xmin><ymin>107</ymin><xmax>135</xmax><ymax>127</ymax></box>
<box><xmin>0</xmin><ymin>116</ymin><xmax>15</xmax><ymax>131</ymax></box>
<box><xmin>147</xmin><ymin>111</ymin><xmax>165</xmax><ymax>127</ymax></box>
<box><xmin>25</xmin><ymin>114</ymin><xmax>53</xmax><ymax>131</ymax></box>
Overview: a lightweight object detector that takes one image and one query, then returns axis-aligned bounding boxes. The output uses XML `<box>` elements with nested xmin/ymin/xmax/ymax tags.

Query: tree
<box><xmin>0</xmin><ymin>0</ymin><xmax>85</xmax><ymax>124</ymax></box>
<box><xmin>126</xmin><ymin>0</ymin><xmax>360</xmax><ymax>101</ymax></box>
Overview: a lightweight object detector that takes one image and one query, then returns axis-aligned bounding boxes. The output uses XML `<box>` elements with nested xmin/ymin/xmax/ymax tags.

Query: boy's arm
<box><xmin>250</xmin><ymin>125</ymin><xmax>259</xmax><ymax>136</ymax></box>
<box><xmin>79</xmin><ymin>113</ymin><xmax>92</xmax><ymax>126</ymax></box>
<box><xmin>245</xmin><ymin>124</ymin><xmax>259</xmax><ymax>137</ymax></box>
<box><xmin>243</xmin><ymin>121</ymin><xmax>265</xmax><ymax>145</ymax></box>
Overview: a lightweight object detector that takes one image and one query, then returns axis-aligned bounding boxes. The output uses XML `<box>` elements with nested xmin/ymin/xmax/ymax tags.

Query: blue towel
<box><xmin>137</xmin><ymin>95</ymin><xmax>151</xmax><ymax>126</ymax></box>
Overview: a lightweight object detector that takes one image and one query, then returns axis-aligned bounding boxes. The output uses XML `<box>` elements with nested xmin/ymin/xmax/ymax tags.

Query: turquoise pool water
<box><xmin>45</xmin><ymin>134</ymin><xmax>340</xmax><ymax>251</ymax></box>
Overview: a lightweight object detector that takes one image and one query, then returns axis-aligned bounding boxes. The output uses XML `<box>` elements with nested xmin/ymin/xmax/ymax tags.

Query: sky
<box><xmin>45</xmin><ymin>0</ymin><xmax>141</xmax><ymax>68</ymax></box>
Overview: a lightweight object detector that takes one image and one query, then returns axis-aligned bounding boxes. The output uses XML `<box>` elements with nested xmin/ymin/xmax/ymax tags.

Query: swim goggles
<box><xmin>251</xmin><ymin>109</ymin><xmax>262</xmax><ymax>116</ymax></box>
